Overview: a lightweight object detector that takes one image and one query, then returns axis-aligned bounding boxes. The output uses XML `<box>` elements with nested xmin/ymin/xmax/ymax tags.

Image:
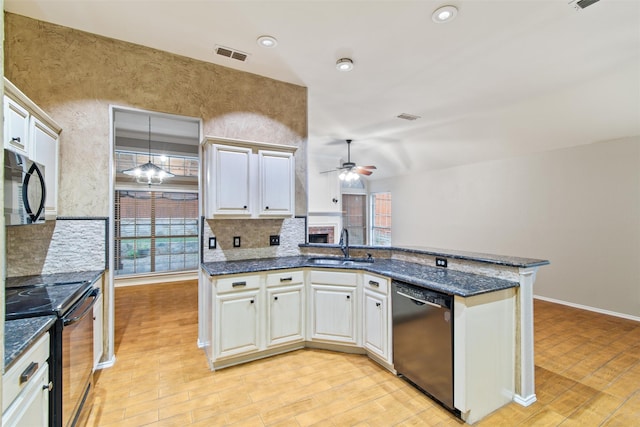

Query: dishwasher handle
<box><xmin>396</xmin><ymin>290</ymin><xmax>443</xmax><ymax>309</ymax></box>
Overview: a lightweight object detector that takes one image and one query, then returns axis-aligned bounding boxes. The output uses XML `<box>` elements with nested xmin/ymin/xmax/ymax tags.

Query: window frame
<box><xmin>370</xmin><ymin>191</ymin><xmax>392</xmax><ymax>247</ymax></box>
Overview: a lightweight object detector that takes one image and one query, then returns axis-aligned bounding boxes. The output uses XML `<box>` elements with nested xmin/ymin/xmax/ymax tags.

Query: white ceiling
<box><xmin>5</xmin><ymin>0</ymin><xmax>640</xmax><ymax>180</ymax></box>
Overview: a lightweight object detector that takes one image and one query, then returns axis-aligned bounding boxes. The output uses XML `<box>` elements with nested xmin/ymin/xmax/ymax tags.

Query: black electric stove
<box><xmin>5</xmin><ymin>278</ymin><xmax>99</xmax><ymax>427</ymax></box>
<box><xmin>5</xmin><ymin>281</ymin><xmax>93</xmax><ymax>320</ymax></box>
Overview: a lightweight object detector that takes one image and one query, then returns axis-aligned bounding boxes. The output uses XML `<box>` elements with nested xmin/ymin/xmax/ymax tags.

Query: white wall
<box><xmin>372</xmin><ymin>137</ymin><xmax>640</xmax><ymax>318</ymax></box>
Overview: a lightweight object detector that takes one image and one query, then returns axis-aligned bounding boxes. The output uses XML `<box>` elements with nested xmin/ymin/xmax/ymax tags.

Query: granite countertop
<box><xmin>6</xmin><ymin>270</ymin><xmax>104</xmax><ymax>288</ymax></box>
<box><xmin>300</xmin><ymin>244</ymin><xmax>550</xmax><ymax>268</ymax></box>
<box><xmin>201</xmin><ymin>256</ymin><xmax>519</xmax><ymax>297</ymax></box>
<box><xmin>4</xmin><ymin>316</ymin><xmax>56</xmax><ymax>370</ymax></box>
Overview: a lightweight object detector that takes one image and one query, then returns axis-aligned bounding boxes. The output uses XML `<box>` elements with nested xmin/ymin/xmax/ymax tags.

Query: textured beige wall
<box><xmin>4</xmin><ymin>13</ymin><xmax>308</xmax><ymax>217</ymax></box>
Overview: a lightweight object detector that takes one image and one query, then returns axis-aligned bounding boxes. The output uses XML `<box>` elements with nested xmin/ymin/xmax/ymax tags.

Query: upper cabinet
<box><xmin>259</xmin><ymin>150</ymin><xmax>294</xmax><ymax>216</ymax></box>
<box><xmin>3</xmin><ymin>96</ymin><xmax>30</xmax><ymax>156</ymax></box>
<box><xmin>203</xmin><ymin>137</ymin><xmax>296</xmax><ymax>219</ymax></box>
<box><xmin>4</xmin><ymin>79</ymin><xmax>62</xmax><ymax>220</ymax></box>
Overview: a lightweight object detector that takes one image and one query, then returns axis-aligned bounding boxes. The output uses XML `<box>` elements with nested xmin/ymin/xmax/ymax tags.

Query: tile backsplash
<box><xmin>5</xmin><ymin>217</ymin><xmax>108</xmax><ymax>277</ymax></box>
<box><xmin>202</xmin><ymin>217</ymin><xmax>306</xmax><ymax>262</ymax></box>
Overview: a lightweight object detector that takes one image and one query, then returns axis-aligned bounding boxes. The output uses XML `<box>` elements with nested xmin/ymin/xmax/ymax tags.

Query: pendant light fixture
<box><xmin>122</xmin><ymin>116</ymin><xmax>174</xmax><ymax>185</ymax></box>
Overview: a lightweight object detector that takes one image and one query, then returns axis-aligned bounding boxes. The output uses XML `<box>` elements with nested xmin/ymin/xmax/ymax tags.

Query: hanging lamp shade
<box><xmin>122</xmin><ymin>116</ymin><xmax>174</xmax><ymax>185</ymax></box>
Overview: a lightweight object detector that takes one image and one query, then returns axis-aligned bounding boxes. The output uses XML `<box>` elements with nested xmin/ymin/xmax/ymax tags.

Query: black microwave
<box><xmin>4</xmin><ymin>149</ymin><xmax>46</xmax><ymax>225</ymax></box>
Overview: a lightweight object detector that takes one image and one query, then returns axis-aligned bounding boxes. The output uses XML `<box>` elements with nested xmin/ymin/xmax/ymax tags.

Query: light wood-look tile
<box><xmin>86</xmin><ymin>282</ymin><xmax>640</xmax><ymax>426</ymax></box>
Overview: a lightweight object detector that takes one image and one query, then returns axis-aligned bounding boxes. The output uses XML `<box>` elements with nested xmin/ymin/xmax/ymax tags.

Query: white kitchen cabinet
<box><xmin>362</xmin><ymin>274</ymin><xmax>391</xmax><ymax>363</ymax></box>
<box><xmin>93</xmin><ymin>290</ymin><xmax>104</xmax><ymax>370</ymax></box>
<box><xmin>2</xmin><ymin>333</ymin><xmax>50</xmax><ymax>427</ymax></box>
<box><xmin>3</xmin><ymin>96</ymin><xmax>30</xmax><ymax>156</ymax></box>
<box><xmin>308</xmin><ymin>270</ymin><xmax>359</xmax><ymax>345</ymax></box>
<box><xmin>267</xmin><ymin>284</ymin><xmax>305</xmax><ymax>347</ymax></box>
<box><xmin>259</xmin><ymin>150</ymin><xmax>294</xmax><ymax>216</ymax></box>
<box><xmin>203</xmin><ymin>137</ymin><xmax>297</xmax><ymax>219</ymax></box>
<box><xmin>215</xmin><ymin>289</ymin><xmax>261</xmax><ymax>358</ymax></box>
<box><xmin>208</xmin><ymin>144</ymin><xmax>252</xmax><ymax>216</ymax></box>
<box><xmin>30</xmin><ymin>117</ymin><xmax>59</xmax><ymax>219</ymax></box>
<box><xmin>212</xmin><ymin>274</ymin><xmax>262</xmax><ymax>360</ymax></box>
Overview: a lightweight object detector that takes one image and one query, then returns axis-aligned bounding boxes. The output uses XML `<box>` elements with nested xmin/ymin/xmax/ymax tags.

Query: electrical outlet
<box><xmin>269</xmin><ymin>235</ymin><xmax>280</xmax><ymax>246</ymax></box>
<box><xmin>233</xmin><ymin>236</ymin><xmax>241</xmax><ymax>247</ymax></box>
<box><xmin>436</xmin><ymin>257</ymin><xmax>448</xmax><ymax>268</ymax></box>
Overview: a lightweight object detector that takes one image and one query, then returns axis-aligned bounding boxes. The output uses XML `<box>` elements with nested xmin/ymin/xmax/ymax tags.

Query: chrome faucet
<box><xmin>339</xmin><ymin>228</ymin><xmax>350</xmax><ymax>259</ymax></box>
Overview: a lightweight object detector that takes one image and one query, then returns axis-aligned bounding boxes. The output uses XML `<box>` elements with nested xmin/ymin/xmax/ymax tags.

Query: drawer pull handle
<box><xmin>20</xmin><ymin>362</ymin><xmax>39</xmax><ymax>384</ymax></box>
<box><xmin>376</xmin><ymin>302</ymin><xmax>381</xmax><ymax>307</ymax></box>
<box><xmin>232</xmin><ymin>281</ymin><xmax>247</xmax><ymax>287</ymax></box>
<box><xmin>43</xmin><ymin>381</ymin><xmax>53</xmax><ymax>392</ymax></box>
<box><xmin>369</xmin><ymin>280</ymin><xmax>380</xmax><ymax>287</ymax></box>
<box><xmin>280</xmin><ymin>277</ymin><xmax>293</xmax><ymax>282</ymax></box>
<box><xmin>11</xmin><ymin>137</ymin><xmax>21</xmax><ymax>143</ymax></box>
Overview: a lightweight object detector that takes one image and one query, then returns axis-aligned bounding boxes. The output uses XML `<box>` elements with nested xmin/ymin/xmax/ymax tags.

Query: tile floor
<box><xmin>85</xmin><ymin>280</ymin><xmax>639</xmax><ymax>426</ymax></box>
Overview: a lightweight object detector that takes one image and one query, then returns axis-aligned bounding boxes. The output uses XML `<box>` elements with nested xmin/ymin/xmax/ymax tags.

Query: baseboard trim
<box><xmin>95</xmin><ymin>355</ymin><xmax>116</xmax><ymax>370</ymax></box>
<box><xmin>115</xmin><ymin>271</ymin><xmax>198</xmax><ymax>287</ymax></box>
<box><xmin>513</xmin><ymin>393</ymin><xmax>537</xmax><ymax>407</ymax></box>
<box><xmin>534</xmin><ymin>295</ymin><xmax>640</xmax><ymax>322</ymax></box>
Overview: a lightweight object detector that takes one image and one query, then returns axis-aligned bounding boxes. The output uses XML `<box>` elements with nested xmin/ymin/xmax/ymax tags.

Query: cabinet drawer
<box><xmin>363</xmin><ymin>274</ymin><xmax>389</xmax><ymax>294</ymax></box>
<box><xmin>3</xmin><ymin>332</ymin><xmax>50</xmax><ymax>413</ymax></box>
<box><xmin>266</xmin><ymin>270</ymin><xmax>304</xmax><ymax>287</ymax></box>
<box><xmin>216</xmin><ymin>275</ymin><xmax>261</xmax><ymax>293</ymax></box>
<box><xmin>309</xmin><ymin>270</ymin><xmax>357</xmax><ymax>286</ymax></box>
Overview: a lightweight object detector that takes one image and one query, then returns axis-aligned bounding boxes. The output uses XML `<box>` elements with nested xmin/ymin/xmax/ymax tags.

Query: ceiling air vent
<box><xmin>397</xmin><ymin>113</ymin><xmax>421</xmax><ymax>121</ymax></box>
<box><xmin>569</xmin><ymin>0</ymin><xmax>600</xmax><ymax>10</ymax></box>
<box><xmin>214</xmin><ymin>45</ymin><xmax>249</xmax><ymax>62</ymax></box>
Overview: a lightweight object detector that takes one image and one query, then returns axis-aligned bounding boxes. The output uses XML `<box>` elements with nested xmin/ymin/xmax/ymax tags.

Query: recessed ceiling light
<box><xmin>257</xmin><ymin>35</ymin><xmax>278</xmax><ymax>48</ymax></box>
<box><xmin>336</xmin><ymin>58</ymin><xmax>354</xmax><ymax>72</ymax></box>
<box><xmin>432</xmin><ymin>5</ymin><xmax>458</xmax><ymax>23</ymax></box>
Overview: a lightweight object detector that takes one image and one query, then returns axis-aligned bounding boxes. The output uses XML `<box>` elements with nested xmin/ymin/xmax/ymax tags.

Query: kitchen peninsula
<box><xmin>200</xmin><ymin>244</ymin><xmax>549</xmax><ymax>424</ymax></box>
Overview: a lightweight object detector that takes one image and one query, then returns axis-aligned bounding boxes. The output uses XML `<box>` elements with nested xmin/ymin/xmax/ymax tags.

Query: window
<box><xmin>371</xmin><ymin>192</ymin><xmax>391</xmax><ymax>246</ymax></box>
<box><xmin>114</xmin><ymin>191</ymin><xmax>199</xmax><ymax>276</ymax></box>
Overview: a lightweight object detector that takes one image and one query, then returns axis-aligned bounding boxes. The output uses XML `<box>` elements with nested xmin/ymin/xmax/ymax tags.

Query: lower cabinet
<box><xmin>362</xmin><ymin>274</ymin><xmax>391</xmax><ymax>364</ymax></box>
<box><xmin>2</xmin><ymin>333</ymin><xmax>50</xmax><ymax>427</ymax></box>
<box><xmin>215</xmin><ymin>289</ymin><xmax>260</xmax><ymax>359</ymax></box>
<box><xmin>267</xmin><ymin>284</ymin><xmax>305</xmax><ymax>347</ymax></box>
<box><xmin>308</xmin><ymin>270</ymin><xmax>358</xmax><ymax>345</ymax></box>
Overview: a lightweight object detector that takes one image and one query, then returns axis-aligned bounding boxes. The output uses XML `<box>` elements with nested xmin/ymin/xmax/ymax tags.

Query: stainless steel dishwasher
<box><xmin>392</xmin><ymin>280</ymin><xmax>456</xmax><ymax>412</ymax></box>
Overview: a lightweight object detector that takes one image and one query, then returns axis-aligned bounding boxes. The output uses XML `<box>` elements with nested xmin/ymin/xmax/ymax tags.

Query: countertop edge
<box><xmin>4</xmin><ymin>316</ymin><xmax>56</xmax><ymax>371</ymax></box>
<box><xmin>299</xmin><ymin>244</ymin><xmax>550</xmax><ymax>268</ymax></box>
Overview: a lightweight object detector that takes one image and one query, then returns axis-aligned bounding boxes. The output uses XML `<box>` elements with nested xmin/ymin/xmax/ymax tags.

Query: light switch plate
<box><xmin>208</xmin><ymin>237</ymin><xmax>217</xmax><ymax>249</ymax></box>
<box><xmin>233</xmin><ymin>236</ymin><xmax>241</xmax><ymax>247</ymax></box>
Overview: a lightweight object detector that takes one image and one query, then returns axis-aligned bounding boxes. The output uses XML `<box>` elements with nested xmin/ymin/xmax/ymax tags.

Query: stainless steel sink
<box><xmin>307</xmin><ymin>257</ymin><xmax>374</xmax><ymax>266</ymax></box>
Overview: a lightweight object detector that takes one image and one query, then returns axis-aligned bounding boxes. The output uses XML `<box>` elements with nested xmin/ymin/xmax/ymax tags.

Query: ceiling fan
<box><xmin>322</xmin><ymin>139</ymin><xmax>377</xmax><ymax>181</ymax></box>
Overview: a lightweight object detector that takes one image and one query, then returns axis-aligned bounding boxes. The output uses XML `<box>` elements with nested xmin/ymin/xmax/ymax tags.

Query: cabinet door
<box><xmin>259</xmin><ymin>150</ymin><xmax>294</xmax><ymax>216</ymax></box>
<box><xmin>310</xmin><ymin>284</ymin><xmax>357</xmax><ymax>344</ymax></box>
<box><xmin>215</xmin><ymin>290</ymin><xmax>260</xmax><ymax>358</ymax></box>
<box><xmin>364</xmin><ymin>289</ymin><xmax>388</xmax><ymax>360</ymax></box>
<box><xmin>212</xmin><ymin>145</ymin><xmax>251</xmax><ymax>215</ymax></box>
<box><xmin>2</xmin><ymin>363</ymin><xmax>49</xmax><ymax>427</ymax></box>
<box><xmin>93</xmin><ymin>292</ymin><xmax>103</xmax><ymax>370</ymax></box>
<box><xmin>30</xmin><ymin>117</ymin><xmax>59</xmax><ymax>219</ymax></box>
<box><xmin>4</xmin><ymin>96</ymin><xmax>30</xmax><ymax>156</ymax></box>
<box><xmin>267</xmin><ymin>284</ymin><xmax>304</xmax><ymax>347</ymax></box>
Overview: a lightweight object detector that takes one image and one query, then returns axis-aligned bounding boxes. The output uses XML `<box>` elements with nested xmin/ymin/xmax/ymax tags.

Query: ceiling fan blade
<box><xmin>356</xmin><ymin>168</ymin><xmax>373</xmax><ymax>176</ymax></box>
<box><xmin>358</xmin><ymin>165</ymin><xmax>377</xmax><ymax>170</ymax></box>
